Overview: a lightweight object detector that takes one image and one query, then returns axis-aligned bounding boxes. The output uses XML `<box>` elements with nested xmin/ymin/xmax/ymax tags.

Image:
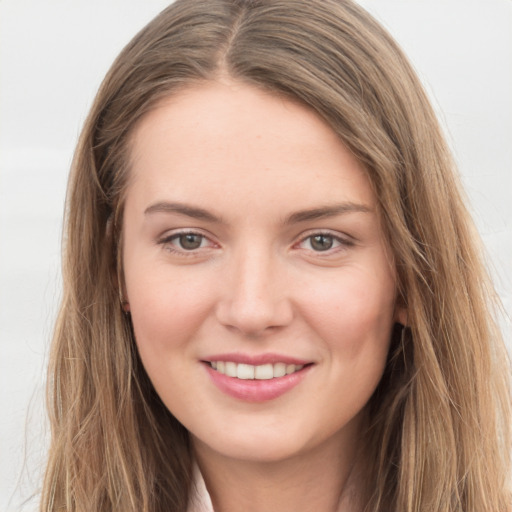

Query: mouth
<box><xmin>207</xmin><ymin>361</ymin><xmax>307</xmax><ymax>380</ymax></box>
<box><xmin>202</xmin><ymin>356</ymin><xmax>313</xmax><ymax>402</ymax></box>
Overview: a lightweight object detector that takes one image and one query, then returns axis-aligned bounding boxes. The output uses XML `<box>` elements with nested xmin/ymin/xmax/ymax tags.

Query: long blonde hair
<box><xmin>41</xmin><ymin>1</ymin><xmax>511</xmax><ymax>510</ymax></box>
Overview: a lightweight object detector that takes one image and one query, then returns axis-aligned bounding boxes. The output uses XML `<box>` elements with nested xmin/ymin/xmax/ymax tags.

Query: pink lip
<box><xmin>203</xmin><ymin>362</ymin><xmax>313</xmax><ymax>402</ymax></box>
<box><xmin>204</xmin><ymin>352</ymin><xmax>310</xmax><ymax>366</ymax></box>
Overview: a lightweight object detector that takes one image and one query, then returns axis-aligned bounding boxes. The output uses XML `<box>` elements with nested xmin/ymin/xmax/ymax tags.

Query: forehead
<box><xmin>126</xmin><ymin>80</ymin><xmax>376</xmax><ymax>217</ymax></box>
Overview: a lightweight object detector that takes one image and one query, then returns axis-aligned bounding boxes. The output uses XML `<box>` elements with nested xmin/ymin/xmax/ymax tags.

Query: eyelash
<box><xmin>157</xmin><ymin>230</ymin><xmax>354</xmax><ymax>257</ymax></box>
<box><xmin>158</xmin><ymin>230</ymin><xmax>216</xmax><ymax>257</ymax></box>
<box><xmin>295</xmin><ymin>231</ymin><xmax>354</xmax><ymax>254</ymax></box>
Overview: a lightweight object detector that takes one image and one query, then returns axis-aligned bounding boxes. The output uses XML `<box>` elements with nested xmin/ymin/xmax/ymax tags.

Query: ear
<box><xmin>107</xmin><ymin>213</ymin><xmax>130</xmax><ymax>312</ymax></box>
<box><xmin>117</xmin><ymin>261</ymin><xmax>130</xmax><ymax>313</ymax></box>
<box><xmin>394</xmin><ymin>304</ymin><xmax>407</xmax><ymax>326</ymax></box>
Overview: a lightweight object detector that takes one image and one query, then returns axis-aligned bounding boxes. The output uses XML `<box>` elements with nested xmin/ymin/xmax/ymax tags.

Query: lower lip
<box><xmin>204</xmin><ymin>363</ymin><xmax>312</xmax><ymax>402</ymax></box>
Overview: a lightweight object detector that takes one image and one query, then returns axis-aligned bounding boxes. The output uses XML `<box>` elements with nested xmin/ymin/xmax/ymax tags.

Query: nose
<box><xmin>215</xmin><ymin>246</ymin><xmax>294</xmax><ymax>337</ymax></box>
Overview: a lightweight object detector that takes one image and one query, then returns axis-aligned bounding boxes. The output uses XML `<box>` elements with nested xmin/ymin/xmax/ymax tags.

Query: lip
<box><xmin>203</xmin><ymin>358</ymin><xmax>313</xmax><ymax>402</ymax></box>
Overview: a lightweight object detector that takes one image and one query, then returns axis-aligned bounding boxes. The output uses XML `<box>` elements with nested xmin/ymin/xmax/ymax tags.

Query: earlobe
<box><xmin>117</xmin><ymin>281</ymin><xmax>130</xmax><ymax>313</ymax></box>
<box><xmin>121</xmin><ymin>300</ymin><xmax>130</xmax><ymax>313</ymax></box>
<box><xmin>394</xmin><ymin>306</ymin><xmax>408</xmax><ymax>326</ymax></box>
<box><xmin>112</xmin><ymin>220</ymin><xmax>130</xmax><ymax>314</ymax></box>
<box><xmin>119</xmin><ymin>279</ymin><xmax>130</xmax><ymax>313</ymax></box>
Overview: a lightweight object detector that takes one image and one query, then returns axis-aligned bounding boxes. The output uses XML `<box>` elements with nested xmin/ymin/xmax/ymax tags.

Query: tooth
<box><xmin>273</xmin><ymin>362</ymin><xmax>286</xmax><ymax>377</ymax></box>
<box><xmin>255</xmin><ymin>363</ymin><xmax>273</xmax><ymax>380</ymax></box>
<box><xmin>237</xmin><ymin>363</ymin><xmax>255</xmax><ymax>380</ymax></box>
<box><xmin>286</xmin><ymin>364</ymin><xmax>296</xmax><ymax>375</ymax></box>
<box><xmin>225</xmin><ymin>361</ymin><xmax>237</xmax><ymax>377</ymax></box>
<box><xmin>212</xmin><ymin>361</ymin><xmax>305</xmax><ymax>379</ymax></box>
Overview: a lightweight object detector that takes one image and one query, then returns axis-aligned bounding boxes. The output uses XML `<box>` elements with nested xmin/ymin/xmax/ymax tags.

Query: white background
<box><xmin>1</xmin><ymin>1</ymin><xmax>511</xmax><ymax>510</ymax></box>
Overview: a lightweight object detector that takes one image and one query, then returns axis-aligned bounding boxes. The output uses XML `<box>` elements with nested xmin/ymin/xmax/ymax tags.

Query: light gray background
<box><xmin>1</xmin><ymin>1</ymin><xmax>511</xmax><ymax>510</ymax></box>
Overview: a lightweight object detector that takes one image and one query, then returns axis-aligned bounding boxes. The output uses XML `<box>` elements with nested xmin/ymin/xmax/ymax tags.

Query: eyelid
<box><xmin>157</xmin><ymin>228</ymin><xmax>219</xmax><ymax>254</ymax></box>
<box><xmin>294</xmin><ymin>229</ymin><xmax>355</xmax><ymax>253</ymax></box>
<box><xmin>156</xmin><ymin>228</ymin><xmax>354</xmax><ymax>257</ymax></box>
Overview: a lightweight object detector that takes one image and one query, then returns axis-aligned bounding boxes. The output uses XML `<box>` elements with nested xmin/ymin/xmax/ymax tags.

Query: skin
<box><xmin>122</xmin><ymin>80</ymin><xmax>405</xmax><ymax>512</ymax></box>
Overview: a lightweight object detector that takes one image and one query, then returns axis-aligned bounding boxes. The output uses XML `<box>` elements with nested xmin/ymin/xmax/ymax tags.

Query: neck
<box><xmin>192</xmin><ymin>428</ymin><xmax>365</xmax><ymax>512</ymax></box>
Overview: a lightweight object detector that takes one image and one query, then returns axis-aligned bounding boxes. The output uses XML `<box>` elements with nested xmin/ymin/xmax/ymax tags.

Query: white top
<box><xmin>187</xmin><ymin>463</ymin><xmax>214</xmax><ymax>512</ymax></box>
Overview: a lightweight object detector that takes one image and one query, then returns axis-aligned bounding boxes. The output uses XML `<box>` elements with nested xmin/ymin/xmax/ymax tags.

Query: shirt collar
<box><xmin>187</xmin><ymin>461</ymin><xmax>214</xmax><ymax>512</ymax></box>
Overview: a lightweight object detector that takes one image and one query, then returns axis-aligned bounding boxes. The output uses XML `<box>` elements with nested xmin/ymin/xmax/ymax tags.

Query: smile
<box><xmin>204</xmin><ymin>357</ymin><xmax>313</xmax><ymax>402</ymax></box>
<box><xmin>209</xmin><ymin>361</ymin><xmax>304</xmax><ymax>380</ymax></box>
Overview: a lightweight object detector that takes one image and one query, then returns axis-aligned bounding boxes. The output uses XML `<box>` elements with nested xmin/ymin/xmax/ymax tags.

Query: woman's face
<box><xmin>122</xmin><ymin>81</ymin><xmax>404</xmax><ymax>463</ymax></box>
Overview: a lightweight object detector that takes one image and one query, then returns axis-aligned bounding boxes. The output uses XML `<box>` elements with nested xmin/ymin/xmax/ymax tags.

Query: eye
<box><xmin>174</xmin><ymin>233</ymin><xmax>206</xmax><ymax>250</ymax></box>
<box><xmin>308</xmin><ymin>234</ymin><xmax>335</xmax><ymax>251</ymax></box>
<box><xmin>297</xmin><ymin>232</ymin><xmax>352</xmax><ymax>253</ymax></box>
<box><xmin>158</xmin><ymin>230</ymin><xmax>215</xmax><ymax>254</ymax></box>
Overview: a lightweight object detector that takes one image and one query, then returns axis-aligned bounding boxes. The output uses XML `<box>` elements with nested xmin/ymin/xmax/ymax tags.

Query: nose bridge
<box><xmin>216</xmin><ymin>239</ymin><xmax>292</xmax><ymax>335</ymax></box>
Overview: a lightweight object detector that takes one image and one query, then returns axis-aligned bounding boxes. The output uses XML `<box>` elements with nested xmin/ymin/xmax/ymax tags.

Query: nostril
<box><xmin>216</xmin><ymin>300</ymin><xmax>294</xmax><ymax>337</ymax></box>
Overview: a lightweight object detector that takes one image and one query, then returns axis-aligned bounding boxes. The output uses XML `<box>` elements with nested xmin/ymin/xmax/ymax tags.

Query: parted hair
<box><xmin>41</xmin><ymin>1</ymin><xmax>511</xmax><ymax>511</ymax></box>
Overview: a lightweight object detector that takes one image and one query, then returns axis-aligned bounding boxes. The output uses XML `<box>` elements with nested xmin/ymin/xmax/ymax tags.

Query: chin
<box><xmin>191</xmin><ymin>416</ymin><xmax>348</xmax><ymax>466</ymax></box>
<box><xmin>195</xmin><ymin>436</ymin><xmax>309</xmax><ymax>464</ymax></box>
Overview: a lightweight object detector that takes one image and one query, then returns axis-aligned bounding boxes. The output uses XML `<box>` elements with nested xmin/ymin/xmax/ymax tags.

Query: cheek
<box><xmin>126</xmin><ymin>266</ymin><xmax>215</xmax><ymax>349</ymax></box>
<box><xmin>298</xmin><ymin>264</ymin><xmax>397</xmax><ymax>355</ymax></box>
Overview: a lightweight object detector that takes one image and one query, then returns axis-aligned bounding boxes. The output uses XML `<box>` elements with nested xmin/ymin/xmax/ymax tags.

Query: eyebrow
<box><xmin>144</xmin><ymin>200</ymin><xmax>372</xmax><ymax>224</ymax></box>
<box><xmin>144</xmin><ymin>201</ymin><xmax>222</xmax><ymax>222</ymax></box>
<box><xmin>284</xmin><ymin>203</ymin><xmax>372</xmax><ymax>224</ymax></box>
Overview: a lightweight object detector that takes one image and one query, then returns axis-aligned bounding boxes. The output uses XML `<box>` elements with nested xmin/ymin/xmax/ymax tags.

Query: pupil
<box><xmin>180</xmin><ymin>234</ymin><xmax>202</xmax><ymax>250</ymax></box>
<box><xmin>311</xmin><ymin>235</ymin><xmax>333</xmax><ymax>251</ymax></box>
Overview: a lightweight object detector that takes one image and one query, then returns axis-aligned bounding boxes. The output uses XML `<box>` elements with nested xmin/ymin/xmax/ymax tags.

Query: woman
<box><xmin>41</xmin><ymin>0</ymin><xmax>511</xmax><ymax>511</ymax></box>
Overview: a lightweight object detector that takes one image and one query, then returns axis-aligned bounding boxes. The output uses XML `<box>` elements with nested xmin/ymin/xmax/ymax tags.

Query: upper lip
<box><xmin>202</xmin><ymin>352</ymin><xmax>312</xmax><ymax>366</ymax></box>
